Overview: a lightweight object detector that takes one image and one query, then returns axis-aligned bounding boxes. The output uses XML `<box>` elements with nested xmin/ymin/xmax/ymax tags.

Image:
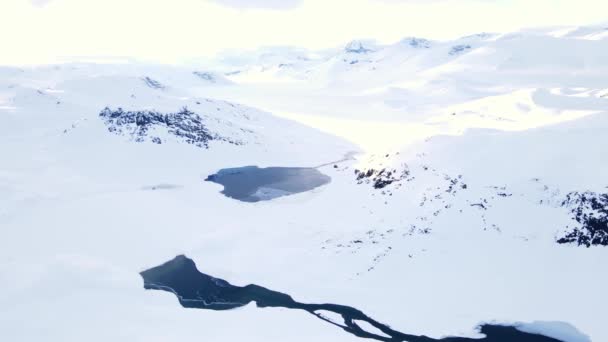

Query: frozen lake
<box><xmin>205</xmin><ymin>166</ymin><xmax>331</xmax><ymax>202</ymax></box>
<box><xmin>141</xmin><ymin>256</ymin><xmax>567</xmax><ymax>342</ymax></box>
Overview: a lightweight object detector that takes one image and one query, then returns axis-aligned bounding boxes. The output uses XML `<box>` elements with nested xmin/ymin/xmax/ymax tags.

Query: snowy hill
<box><xmin>1</xmin><ymin>26</ymin><xmax>607</xmax><ymax>342</ymax></box>
<box><xmin>350</xmin><ymin>112</ymin><xmax>608</xmax><ymax>248</ymax></box>
<box><xmin>212</xmin><ymin>26</ymin><xmax>608</xmax><ymax>89</ymax></box>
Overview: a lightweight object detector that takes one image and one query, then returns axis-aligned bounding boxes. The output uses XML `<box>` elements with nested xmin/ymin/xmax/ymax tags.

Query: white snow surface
<box><xmin>516</xmin><ymin>321</ymin><xmax>592</xmax><ymax>342</ymax></box>
<box><xmin>1</xmin><ymin>26</ymin><xmax>607</xmax><ymax>342</ymax></box>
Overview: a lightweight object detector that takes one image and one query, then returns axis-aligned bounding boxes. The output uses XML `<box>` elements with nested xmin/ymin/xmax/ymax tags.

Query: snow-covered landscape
<box><xmin>1</xmin><ymin>0</ymin><xmax>607</xmax><ymax>340</ymax></box>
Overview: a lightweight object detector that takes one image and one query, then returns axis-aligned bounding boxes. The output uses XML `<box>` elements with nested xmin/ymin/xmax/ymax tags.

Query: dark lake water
<box><xmin>205</xmin><ymin>166</ymin><xmax>331</xmax><ymax>202</ymax></box>
<box><xmin>140</xmin><ymin>256</ymin><xmax>566</xmax><ymax>342</ymax></box>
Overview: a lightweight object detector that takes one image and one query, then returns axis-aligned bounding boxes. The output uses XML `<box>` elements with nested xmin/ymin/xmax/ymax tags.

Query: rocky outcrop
<box><xmin>344</xmin><ymin>40</ymin><xmax>374</xmax><ymax>54</ymax></box>
<box><xmin>402</xmin><ymin>37</ymin><xmax>431</xmax><ymax>49</ymax></box>
<box><xmin>354</xmin><ymin>167</ymin><xmax>411</xmax><ymax>189</ymax></box>
<box><xmin>99</xmin><ymin>107</ymin><xmax>240</xmax><ymax>148</ymax></box>
<box><xmin>558</xmin><ymin>191</ymin><xmax>608</xmax><ymax>247</ymax></box>
<box><xmin>449</xmin><ymin>45</ymin><xmax>472</xmax><ymax>55</ymax></box>
<box><xmin>192</xmin><ymin>71</ymin><xmax>232</xmax><ymax>85</ymax></box>
<box><xmin>141</xmin><ymin>76</ymin><xmax>165</xmax><ymax>89</ymax></box>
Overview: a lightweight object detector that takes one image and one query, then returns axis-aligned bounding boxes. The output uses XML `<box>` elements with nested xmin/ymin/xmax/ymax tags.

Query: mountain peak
<box><xmin>399</xmin><ymin>37</ymin><xmax>431</xmax><ymax>48</ymax></box>
<box><xmin>344</xmin><ymin>40</ymin><xmax>375</xmax><ymax>54</ymax></box>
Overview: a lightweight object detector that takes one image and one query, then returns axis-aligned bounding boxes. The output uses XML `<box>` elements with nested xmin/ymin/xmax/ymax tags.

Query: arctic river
<box><xmin>141</xmin><ymin>256</ymin><xmax>567</xmax><ymax>342</ymax></box>
<box><xmin>205</xmin><ymin>166</ymin><xmax>331</xmax><ymax>202</ymax></box>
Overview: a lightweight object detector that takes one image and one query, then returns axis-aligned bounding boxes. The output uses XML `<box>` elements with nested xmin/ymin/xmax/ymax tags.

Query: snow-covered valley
<box><xmin>1</xmin><ymin>25</ymin><xmax>607</xmax><ymax>342</ymax></box>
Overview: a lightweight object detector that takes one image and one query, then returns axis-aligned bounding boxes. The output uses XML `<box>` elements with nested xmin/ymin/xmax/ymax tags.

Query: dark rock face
<box><xmin>99</xmin><ymin>107</ymin><xmax>238</xmax><ymax>148</ymax></box>
<box><xmin>558</xmin><ymin>191</ymin><xmax>608</xmax><ymax>247</ymax></box>
<box><xmin>344</xmin><ymin>40</ymin><xmax>373</xmax><ymax>54</ymax></box>
<box><xmin>140</xmin><ymin>255</ymin><xmax>565</xmax><ymax>342</ymax></box>
<box><xmin>449</xmin><ymin>45</ymin><xmax>472</xmax><ymax>55</ymax></box>
<box><xmin>193</xmin><ymin>71</ymin><xmax>217</xmax><ymax>83</ymax></box>
<box><xmin>141</xmin><ymin>76</ymin><xmax>165</xmax><ymax>89</ymax></box>
<box><xmin>406</xmin><ymin>38</ymin><xmax>431</xmax><ymax>49</ymax></box>
<box><xmin>354</xmin><ymin>167</ymin><xmax>411</xmax><ymax>189</ymax></box>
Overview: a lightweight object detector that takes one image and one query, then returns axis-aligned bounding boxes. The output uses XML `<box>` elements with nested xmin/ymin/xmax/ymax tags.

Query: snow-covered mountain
<box><xmin>1</xmin><ymin>26</ymin><xmax>606</xmax><ymax>342</ymax></box>
<box><xmin>213</xmin><ymin>26</ymin><xmax>608</xmax><ymax>89</ymax></box>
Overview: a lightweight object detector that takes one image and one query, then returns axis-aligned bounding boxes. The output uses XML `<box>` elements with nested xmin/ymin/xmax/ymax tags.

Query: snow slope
<box><xmin>1</xmin><ymin>25</ymin><xmax>607</xmax><ymax>342</ymax></box>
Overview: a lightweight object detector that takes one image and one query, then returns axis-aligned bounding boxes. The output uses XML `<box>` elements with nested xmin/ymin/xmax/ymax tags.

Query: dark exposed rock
<box><xmin>99</xmin><ymin>106</ymin><xmax>239</xmax><ymax>148</ymax></box>
<box><xmin>449</xmin><ymin>45</ymin><xmax>472</xmax><ymax>55</ymax></box>
<box><xmin>193</xmin><ymin>71</ymin><xmax>216</xmax><ymax>82</ymax></box>
<box><xmin>445</xmin><ymin>176</ymin><xmax>466</xmax><ymax>195</ymax></box>
<box><xmin>141</xmin><ymin>76</ymin><xmax>165</xmax><ymax>89</ymax></box>
<box><xmin>344</xmin><ymin>40</ymin><xmax>373</xmax><ymax>54</ymax></box>
<box><xmin>406</xmin><ymin>38</ymin><xmax>431</xmax><ymax>49</ymax></box>
<box><xmin>354</xmin><ymin>167</ymin><xmax>411</xmax><ymax>189</ymax></box>
<box><xmin>557</xmin><ymin>191</ymin><xmax>608</xmax><ymax>247</ymax></box>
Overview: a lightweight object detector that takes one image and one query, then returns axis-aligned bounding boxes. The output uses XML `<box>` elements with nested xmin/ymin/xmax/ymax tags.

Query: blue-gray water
<box><xmin>205</xmin><ymin>166</ymin><xmax>331</xmax><ymax>202</ymax></box>
<box><xmin>140</xmin><ymin>256</ymin><xmax>565</xmax><ymax>342</ymax></box>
